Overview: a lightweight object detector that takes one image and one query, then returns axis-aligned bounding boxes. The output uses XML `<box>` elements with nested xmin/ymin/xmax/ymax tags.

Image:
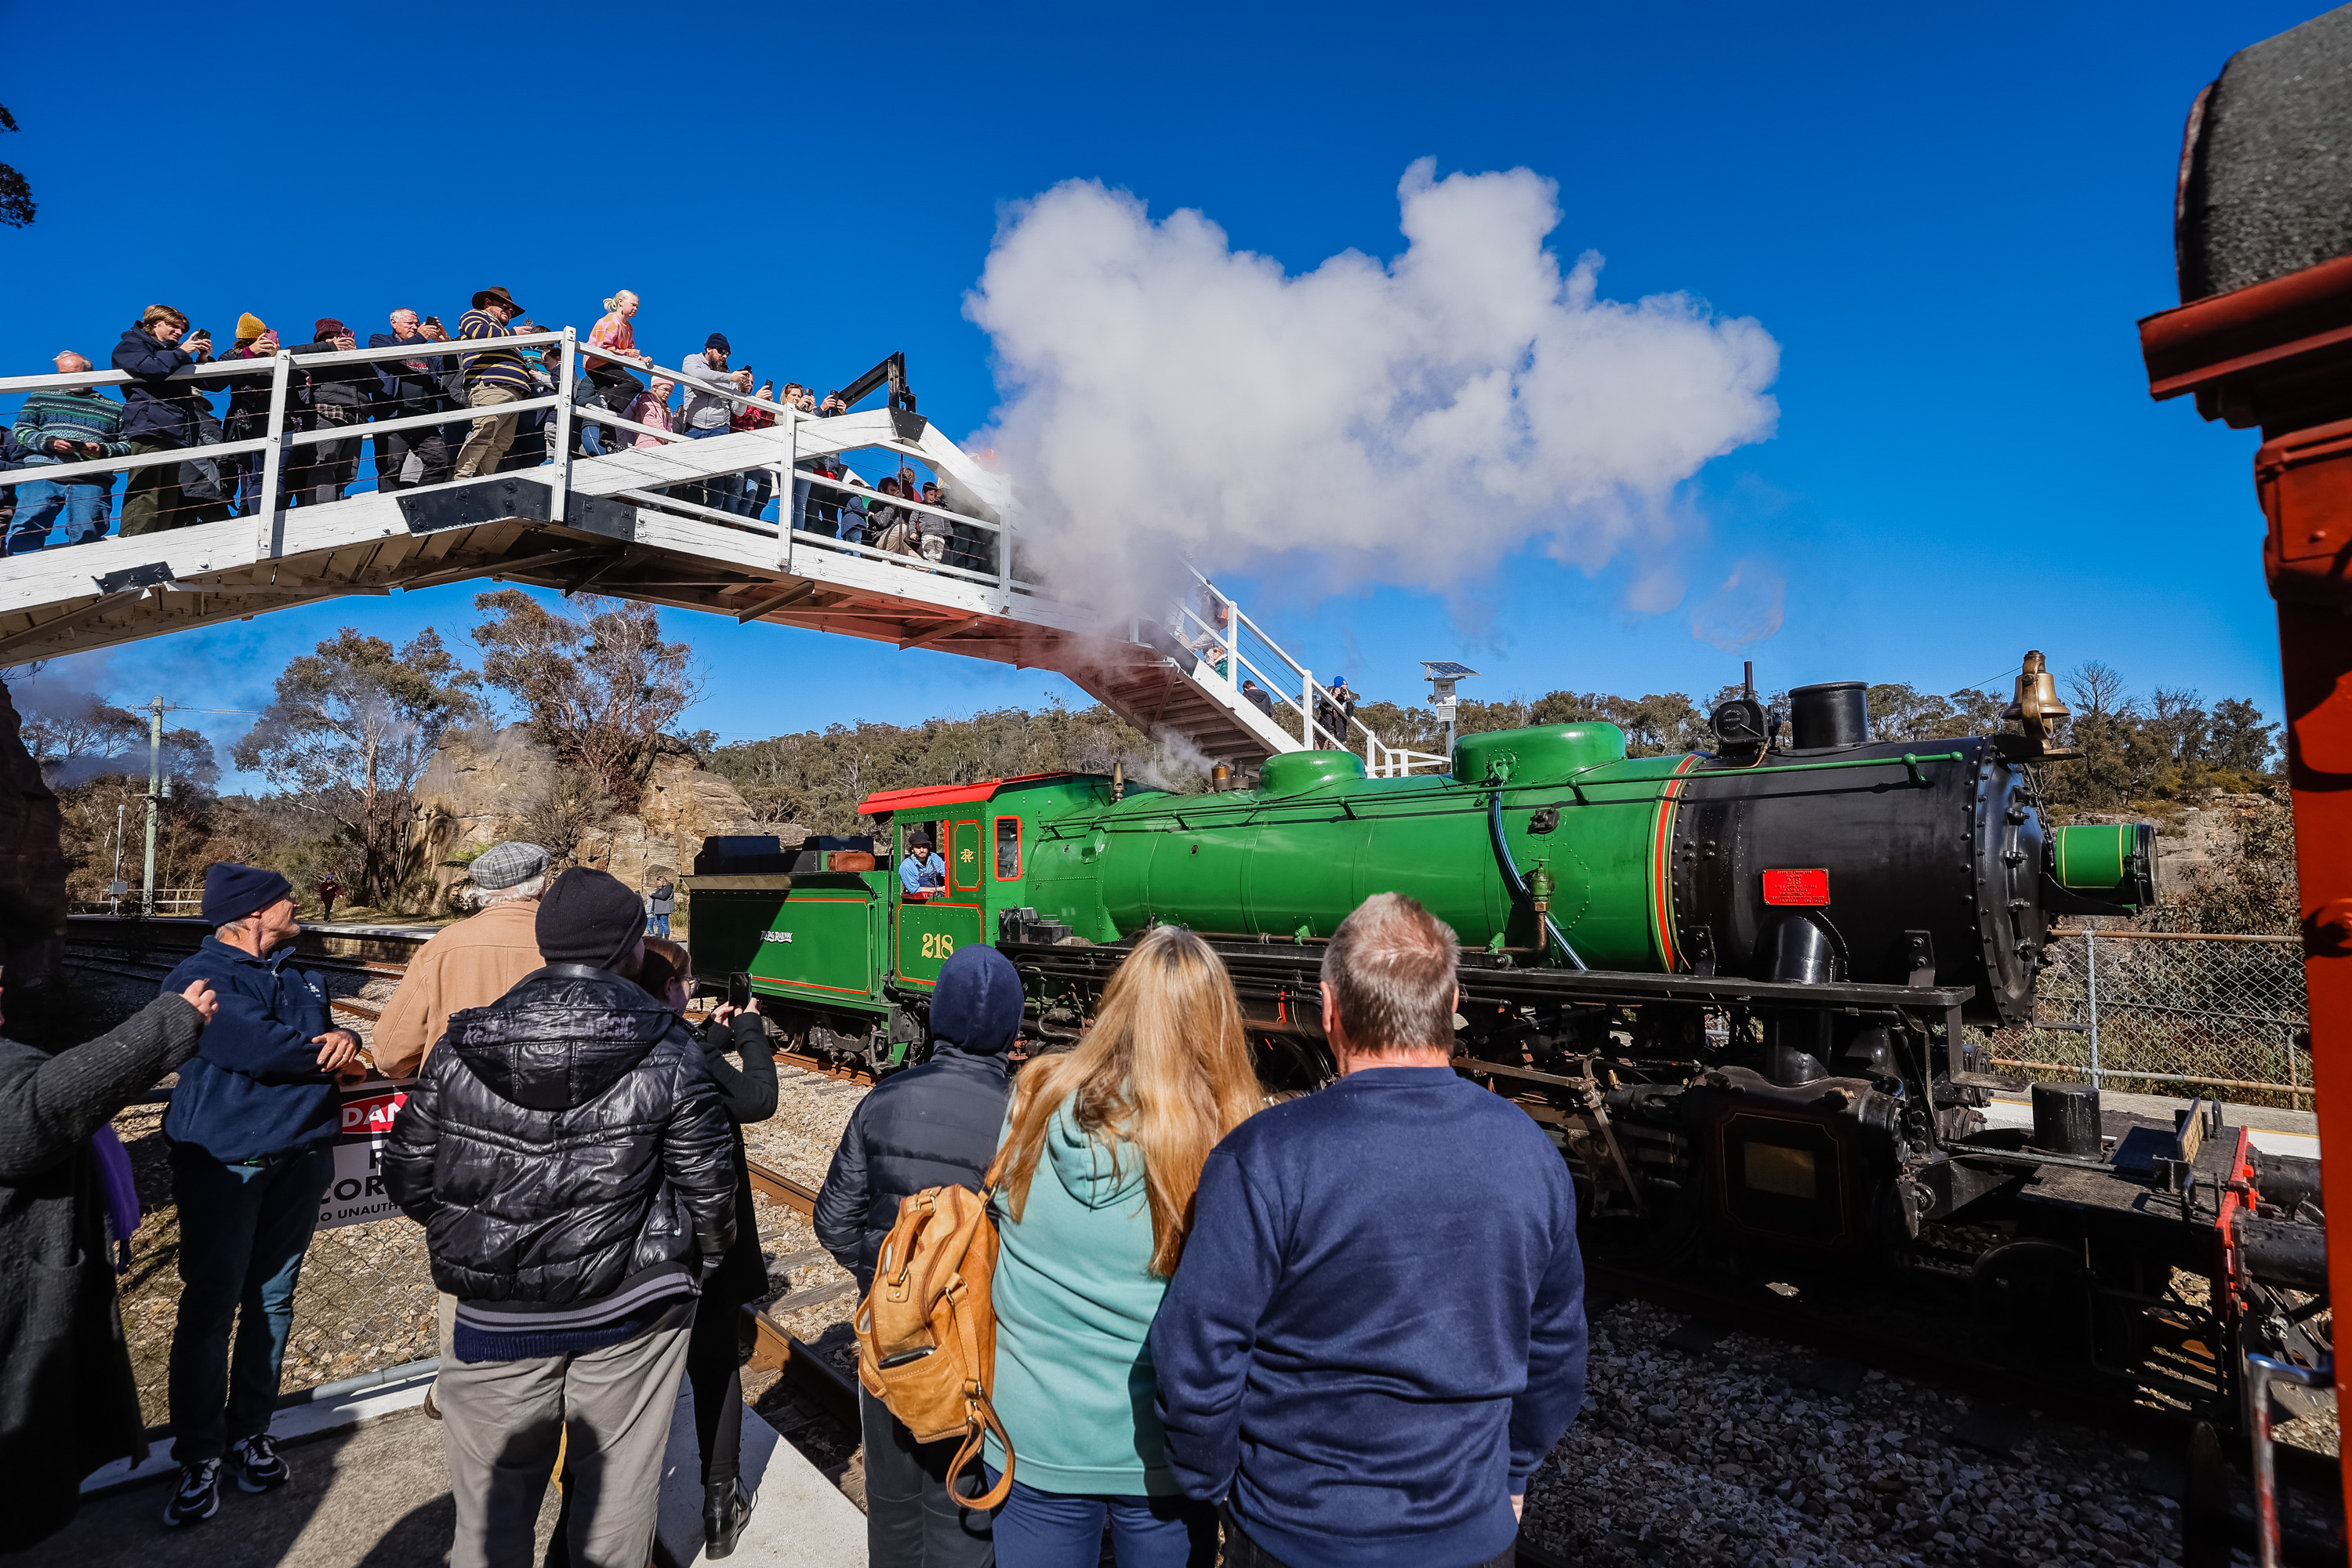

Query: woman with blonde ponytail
<box><xmin>579</xmin><ymin>291</ymin><xmax>642</xmax><ymax>456</ymax></box>
<box><xmin>981</xmin><ymin>926</ymin><xmax>1261</xmax><ymax>1567</ymax></box>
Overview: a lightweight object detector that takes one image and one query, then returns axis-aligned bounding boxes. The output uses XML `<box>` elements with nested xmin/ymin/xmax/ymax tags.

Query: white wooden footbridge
<box><xmin>0</xmin><ymin>329</ymin><xmax>1441</xmax><ymax>773</ymax></box>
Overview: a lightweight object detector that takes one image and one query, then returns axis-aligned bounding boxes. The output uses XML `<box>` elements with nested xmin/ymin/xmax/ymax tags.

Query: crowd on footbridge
<box><xmin>0</xmin><ymin>287</ymin><xmax>993</xmax><ymax>575</ymax></box>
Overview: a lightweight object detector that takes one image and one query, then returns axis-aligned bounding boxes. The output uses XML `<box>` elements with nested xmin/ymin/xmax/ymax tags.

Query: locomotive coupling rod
<box><xmin>2247</xmin><ymin>1352</ymin><xmax>2332</xmax><ymax>1568</ymax></box>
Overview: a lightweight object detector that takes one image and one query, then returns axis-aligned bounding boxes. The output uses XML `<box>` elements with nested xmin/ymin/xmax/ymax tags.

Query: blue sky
<box><xmin>0</xmin><ymin>1</ymin><xmax>2314</xmax><ymax>781</ymax></box>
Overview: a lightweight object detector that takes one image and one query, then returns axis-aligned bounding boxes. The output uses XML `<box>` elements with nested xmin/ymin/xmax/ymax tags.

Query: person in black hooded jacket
<box><xmin>382</xmin><ymin>868</ymin><xmax>735</xmax><ymax>1568</ymax></box>
<box><xmin>815</xmin><ymin>941</ymin><xmax>1023</xmax><ymax>1568</ymax></box>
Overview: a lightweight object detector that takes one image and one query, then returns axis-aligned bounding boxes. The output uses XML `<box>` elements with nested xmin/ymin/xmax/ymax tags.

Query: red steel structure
<box><xmin>2138</xmin><ymin>9</ymin><xmax>2352</xmax><ymax>1532</ymax></box>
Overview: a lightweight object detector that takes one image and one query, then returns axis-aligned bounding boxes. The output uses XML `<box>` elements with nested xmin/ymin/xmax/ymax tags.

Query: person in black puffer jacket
<box><xmin>383</xmin><ymin>869</ymin><xmax>735</xmax><ymax>1568</ymax></box>
<box><xmin>815</xmin><ymin>942</ymin><xmax>1022</xmax><ymax>1568</ymax></box>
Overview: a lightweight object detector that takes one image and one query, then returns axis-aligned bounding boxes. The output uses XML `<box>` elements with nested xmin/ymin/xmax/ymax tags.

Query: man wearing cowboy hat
<box><xmin>452</xmin><ymin>286</ymin><xmax>532</xmax><ymax>481</ymax></box>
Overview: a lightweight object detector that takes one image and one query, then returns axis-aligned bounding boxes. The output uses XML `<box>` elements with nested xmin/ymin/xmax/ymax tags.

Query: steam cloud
<box><xmin>967</xmin><ymin>158</ymin><xmax>1781</xmax><ymax>612</ymax></box>
<box><xmin>1690</xmin><ymin>561</ymin><xmax>1787</xmax><ymax>652</ymax></box>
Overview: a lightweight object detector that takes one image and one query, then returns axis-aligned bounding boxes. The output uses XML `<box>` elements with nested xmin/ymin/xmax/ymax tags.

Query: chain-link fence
<box><xmin>1976</xmin><ymin>930</ymin><xmax>2312</xmax><ymax>1109</ymax></box>
<box><xmin>112</xmin><ymin>1096</ymin><xmax>438</xmax><ymax>1432</ymax></box>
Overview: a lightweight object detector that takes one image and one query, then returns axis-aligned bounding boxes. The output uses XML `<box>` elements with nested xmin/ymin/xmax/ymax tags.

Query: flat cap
<box><xmin>470</xmin><ymin>840</ymin><xmax>551</xmax><ymax>891</ymax></box>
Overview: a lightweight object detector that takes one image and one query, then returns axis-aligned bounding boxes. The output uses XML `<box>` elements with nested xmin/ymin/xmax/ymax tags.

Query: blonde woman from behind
<box><xmin>982</xmin><ymin>926</ymin><xmax>1262</xmax><ymax>1568</ymax></box>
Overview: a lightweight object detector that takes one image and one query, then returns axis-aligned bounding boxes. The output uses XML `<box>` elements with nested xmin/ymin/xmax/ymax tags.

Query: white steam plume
<box><xmin>967</xmin><ymin>158</ymin><xmax>1781</xmax><ymax>611</ymax></box>
<box><xmin>1690</xmin><ymin>561</ymin><xmax>1787</xmax><ymax>652</ymax></box>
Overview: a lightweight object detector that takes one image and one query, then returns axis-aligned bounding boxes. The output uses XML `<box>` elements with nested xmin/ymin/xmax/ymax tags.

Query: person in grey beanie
<box><xmin>384</xmin><ymin>867</ymin><xmax>735</xmax><ymax>1568</ymax></box>
<box><xmin>372</xmin><ymin>840</ymin><xmax>553</xmax><ymax>1421</ymax></box>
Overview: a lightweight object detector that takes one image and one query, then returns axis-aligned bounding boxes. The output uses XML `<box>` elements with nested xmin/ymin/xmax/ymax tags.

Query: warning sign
<box><xmin>318</xmin><ymin>1078</ymin><xmax>418</xmax><ymax>1230</ymax></box>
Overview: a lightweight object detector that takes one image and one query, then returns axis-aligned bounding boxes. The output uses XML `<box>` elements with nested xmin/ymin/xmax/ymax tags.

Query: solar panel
<box><xmin>1421</xmin><ymin>661</ymin><xmax>1479</xmax><ymax>677</ymax></box>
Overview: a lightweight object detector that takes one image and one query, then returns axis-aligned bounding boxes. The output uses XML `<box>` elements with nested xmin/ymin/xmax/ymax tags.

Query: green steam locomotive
<box><xmin>688</xmin><ymin>669</ymin><xmax>2158</xmax><ymax>1259</ymax></box>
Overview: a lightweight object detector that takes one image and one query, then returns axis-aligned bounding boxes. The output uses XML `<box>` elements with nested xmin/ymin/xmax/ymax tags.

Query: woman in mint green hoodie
<box><xmin>982</xmin><ymin>927</ymin><xmax>1265</xmax><ymax>1568</ymax></box>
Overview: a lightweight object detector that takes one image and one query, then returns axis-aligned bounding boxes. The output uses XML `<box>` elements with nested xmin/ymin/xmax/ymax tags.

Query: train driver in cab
<box><xmin>898</xmin><ymin>832</ymin><xmax>947</xmax><ymax>899</ymax></box>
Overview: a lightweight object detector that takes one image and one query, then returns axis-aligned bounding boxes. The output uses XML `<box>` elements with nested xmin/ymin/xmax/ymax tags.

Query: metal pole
<box><xmin>111</xmin><ymin>803</ymin><xmax>124</xmax><ymax>916</ymax></box>
<box><xmin>994</xmin><ymin>480</ymin><xmax>1011</xmax><ymax>612</ymax></box>
<box><xmin>255</xmin><ymin>350</ymin><xmax>293</xmax><ymax>557</ymax></box>
<box><xmin>141</xmin><ymin>696</ymin><xmax>163</xmax><ymax>918</ymax></box>
<box><xmin>2245</xmin><ymin>1352</ymin><xmax>2330</xmax><ymax>1568</ymax></box>
<box><xmin>2085</xmin><ymin>929</ymin><xmax>2102</xmax><ymax>1088</ymax></box>
<box><xmin>550</xmin><ymin>327</ymin><xmax>577</xmax><ymax>523</ymax></box>
<box><xmin>779</xmin><ymin>414</ymin><xmax>796</xmax><ymax>575</ymax></box>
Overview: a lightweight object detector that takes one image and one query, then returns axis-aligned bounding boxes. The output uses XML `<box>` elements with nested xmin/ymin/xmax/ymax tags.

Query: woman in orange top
<box><xmin>581</xmin><ymin>290</ymin><xmax>644</xmax><ymax>455</ymax></box>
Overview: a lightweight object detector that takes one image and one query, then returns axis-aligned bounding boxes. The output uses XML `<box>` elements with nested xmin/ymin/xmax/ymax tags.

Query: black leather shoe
<box><xmin>703</xmin><ymin>1477</ymin><xmax>750</xmax><ymax>1559</ymax></box>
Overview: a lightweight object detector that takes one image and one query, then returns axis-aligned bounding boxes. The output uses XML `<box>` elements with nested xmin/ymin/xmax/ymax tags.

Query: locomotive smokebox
<box><xmin>1788</xmin><ymin>682</ymin><xmax>1870</xmax><ymax>750</ymax></box>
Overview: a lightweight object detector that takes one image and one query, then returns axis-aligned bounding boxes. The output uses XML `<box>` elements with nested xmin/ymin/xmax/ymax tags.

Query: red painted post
<box><xmin>2144</xmin><ymin>269</ymin><xmax>2352</xmax><ymax>1540</ymax></box>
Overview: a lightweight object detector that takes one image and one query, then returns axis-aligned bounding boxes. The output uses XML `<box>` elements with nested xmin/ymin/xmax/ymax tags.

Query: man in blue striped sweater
<box><xmin>1153</xmin><ymin>893</ymin><xmax>1588</xmax><ymax>1568</ymax></box>
<box><xmin>8</xmin><ymin>351</ymin><xmax>128</xmax><ymax>554</ymax></box>
<box><xmin>452</xmin><ymin>285</ymin><xmax>532</xmax><ymax>481</ymax></box>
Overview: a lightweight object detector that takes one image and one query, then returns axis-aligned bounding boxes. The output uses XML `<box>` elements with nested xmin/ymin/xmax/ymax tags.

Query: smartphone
<box><xmin>727</xmin><ymin>971</ymin><xmax>752</xmax><ymax>1010</ymax></box>
<box><xmin>424</xmin><ymin>315</ymin><xmax>442</xmax><ymax>330</ymax></box>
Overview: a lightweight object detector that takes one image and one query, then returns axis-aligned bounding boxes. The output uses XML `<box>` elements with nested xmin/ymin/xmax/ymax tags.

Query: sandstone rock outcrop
<box><xmin>408</xmin><ymin>726</ymin><xmax>792</xmax><ymax>906</ymax></box>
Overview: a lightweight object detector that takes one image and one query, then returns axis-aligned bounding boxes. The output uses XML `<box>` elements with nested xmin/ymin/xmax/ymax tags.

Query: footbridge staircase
<box><xmin>0</xmin><ymin>329</ymin><xmax>1443</xmax><ymax>776</ymax></box>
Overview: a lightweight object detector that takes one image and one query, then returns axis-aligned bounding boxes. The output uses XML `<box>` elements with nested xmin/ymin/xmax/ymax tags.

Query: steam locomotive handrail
<box><xmin>1544</xmin><ymin>749</ymin><xmax>1966</xmax><ymax>806</ymax></box>
<box><xmin>1488</xmin><ymin>792</ymin><xmax>1589</xmax><ymax>971</ymax></box>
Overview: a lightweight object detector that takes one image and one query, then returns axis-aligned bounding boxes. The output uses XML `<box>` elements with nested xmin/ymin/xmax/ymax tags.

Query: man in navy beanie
<box><xmin>815</xmin><ymin>942</ymin><xmax>1023</xmax><ymax>1568</ymax></box>
<box><xmin>384</xmin><ymin>868</ymin><xmax>735</xmax><ymax>1568</ymax></box>
<box><xmin>158</xmin><ymin>862</ymin><xmax>361</xmax><ymax>1527</ymax></box>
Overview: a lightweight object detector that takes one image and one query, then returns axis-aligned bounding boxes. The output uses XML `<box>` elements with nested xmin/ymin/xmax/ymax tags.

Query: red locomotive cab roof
<box><xmin>858</xmin><ymin>772</ymin><xmax>1077</xmax><ymax>816</ymax></box>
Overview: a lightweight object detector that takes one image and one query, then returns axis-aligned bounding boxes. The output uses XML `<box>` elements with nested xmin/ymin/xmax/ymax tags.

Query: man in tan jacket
<box><xmin>372</xmin><ymin>839</ymin><xmax>550</xmax><ymax>1420</ymax></box>
<box><xmin>372</xmin><ymin>841</ymin><xmax>550</xmax><ymax>1080</ymax></box>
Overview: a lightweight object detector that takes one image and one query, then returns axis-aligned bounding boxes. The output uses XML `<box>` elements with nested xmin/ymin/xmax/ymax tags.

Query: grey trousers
<box><xmin>440</xmin><ymin>1309</ymin><xmax>693</xmax><ymax>1568</ymax></box>
<box><xmin>862</xmin><ymin>1386</ymin><xmax>995</xmax><ymax>1566</ymax></box>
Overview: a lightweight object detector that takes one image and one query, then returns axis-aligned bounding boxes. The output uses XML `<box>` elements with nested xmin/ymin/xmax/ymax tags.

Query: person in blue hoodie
<box><xmin>980</xmin><ymin>926</ymin><xmax>1265</xmax><ymax>1568</ymax></box>
<box><xmin>1150</xmin><ymin>894</ymin><xmax>1588</xmax><ymax>1568</ymax></box>
<box><xmin>156</xmin><ymin>862</ymin><xmax>361</xmax><ymax>1529</ymax></box>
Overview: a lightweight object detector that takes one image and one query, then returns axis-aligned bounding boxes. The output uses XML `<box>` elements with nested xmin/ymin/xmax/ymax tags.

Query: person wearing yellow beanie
<box><xmin>233</xmin><ymin>313</ymin><xmax>267</xmax><ymax>346</ymax></box>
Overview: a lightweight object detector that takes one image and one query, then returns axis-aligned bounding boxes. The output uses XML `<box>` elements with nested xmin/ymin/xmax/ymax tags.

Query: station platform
<box><xmin>9</xmin><ymin>1366</ymin><xmax>865</xmax><ymax>1568</ymax></box>
<box><xmin>1983</xmin><ymin>1086</ymin><xmax>2320</xmax><ymax>1159</ymax></box>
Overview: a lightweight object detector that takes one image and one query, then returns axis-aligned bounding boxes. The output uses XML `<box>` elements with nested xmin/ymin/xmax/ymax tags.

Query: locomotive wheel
<box><xmin>1971</xmin><ymin>1239</ymin><xmax>2092</xmax><ymax>1352</ymax></box>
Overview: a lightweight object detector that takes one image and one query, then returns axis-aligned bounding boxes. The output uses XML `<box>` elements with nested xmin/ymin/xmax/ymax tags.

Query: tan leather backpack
<box><xmin>854</xmin><ymin>1183</ymin><xmax>1014</xmax><ymax>1508</ymax></box>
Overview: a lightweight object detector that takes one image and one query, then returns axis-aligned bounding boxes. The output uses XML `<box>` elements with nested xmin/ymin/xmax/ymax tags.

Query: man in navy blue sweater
<box><xmin>1152</xmin><ymin>893</ymin><xmax>1587</xmax><ymax>1568</ymax></box>
<box><xmin>158</xmin><ymin>863</ymin><xmax>361</xmax><ymax>1528</ymax></box>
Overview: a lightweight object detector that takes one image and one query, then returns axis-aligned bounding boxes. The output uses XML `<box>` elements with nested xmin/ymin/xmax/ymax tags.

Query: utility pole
<box><xmin>141</xmin><ymin>695</ymin><xmax>164</xmax><ymax>918</ymax></box>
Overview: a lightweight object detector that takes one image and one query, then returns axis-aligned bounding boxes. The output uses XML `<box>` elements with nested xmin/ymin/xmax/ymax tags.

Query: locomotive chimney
<box><xmin>1788</xmin><ymin>681</ymin><xmax>1868</xmax><ymax>750</ymax></box>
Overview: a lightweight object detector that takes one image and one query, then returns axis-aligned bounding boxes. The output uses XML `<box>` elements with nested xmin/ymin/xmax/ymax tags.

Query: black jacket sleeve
<box><xmin>380</xmin><ymin>1047</ymin><xmax>446</xmax><ymax>1224</ymax></box>
<box><xmin>661</xmin><ymin>1039</ymin><xmax>739</xmax><ymax>1264</ymax></box>
<box><xmin>0</xmin><ymin>996</ymin><xmax>203</xmax><ymax>1181</ymax></box>
<box><xmin>698</xmin><ymin>1012</ymin><xmax>777</xmax><ymax>1124</ymax></box>
<box><xmin>812</xmin><ymin>1104</ymin><xmax>872</xmax><ymax>1281</ymax></box>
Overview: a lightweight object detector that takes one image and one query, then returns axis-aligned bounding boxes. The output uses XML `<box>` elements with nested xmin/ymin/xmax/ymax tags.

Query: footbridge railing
<box><xmin>0</xmin><ymin>328</ymin><xmax>1441</xmax><ymax>774</ymax></box>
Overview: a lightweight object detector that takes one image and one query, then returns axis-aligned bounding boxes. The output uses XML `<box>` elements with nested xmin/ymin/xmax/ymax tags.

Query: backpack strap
<box><xmin>944</xmin><ymin>1393</ymin><xmax>1015</xmax><ymax>1511</ymax></box>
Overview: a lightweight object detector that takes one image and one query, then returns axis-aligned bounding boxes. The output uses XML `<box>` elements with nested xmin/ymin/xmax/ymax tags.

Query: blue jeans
<box><xmin>789</xmin><ymin>474</ymin><xmax>812</xmax><ymax>534</ymax></box>
<box><xmin>166</xmin><ymin>1145</ymin><xmax>336</xmax><ymax>1464</ymax></box>
<box><xmin>648</xmin><ymin>913</ymin><xmax>670</xmax><ymax>937</ymax></box>
<box><xmin>7</xmin><ymin>476</ymin><xmax>112</xmax><ymax>554</ymax></box>
<box><xmin>734</xmin><ymin>466</ymin><xmax>775</xmax><ymax>519</ymax></box>
<box><xmin>684</xmin><ymin>425</ymin><xmax>740</xmax><ymax>511</ymax></box>
<box><xmin>987</xmin><ymin>1470</ymin><xmax>1217</xmax><ymax>1568</ymax></box>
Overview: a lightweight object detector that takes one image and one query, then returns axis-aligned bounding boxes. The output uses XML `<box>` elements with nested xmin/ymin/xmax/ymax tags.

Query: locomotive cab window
<box><xmin>901</xmin><ymin>820</ymin><xmax>948</xmax><ymax>898</ymax></box>
<box><xmin>994</xmin><ymin>816</ymin><xmax>1022</xmax><ymax>880</ymax></box>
